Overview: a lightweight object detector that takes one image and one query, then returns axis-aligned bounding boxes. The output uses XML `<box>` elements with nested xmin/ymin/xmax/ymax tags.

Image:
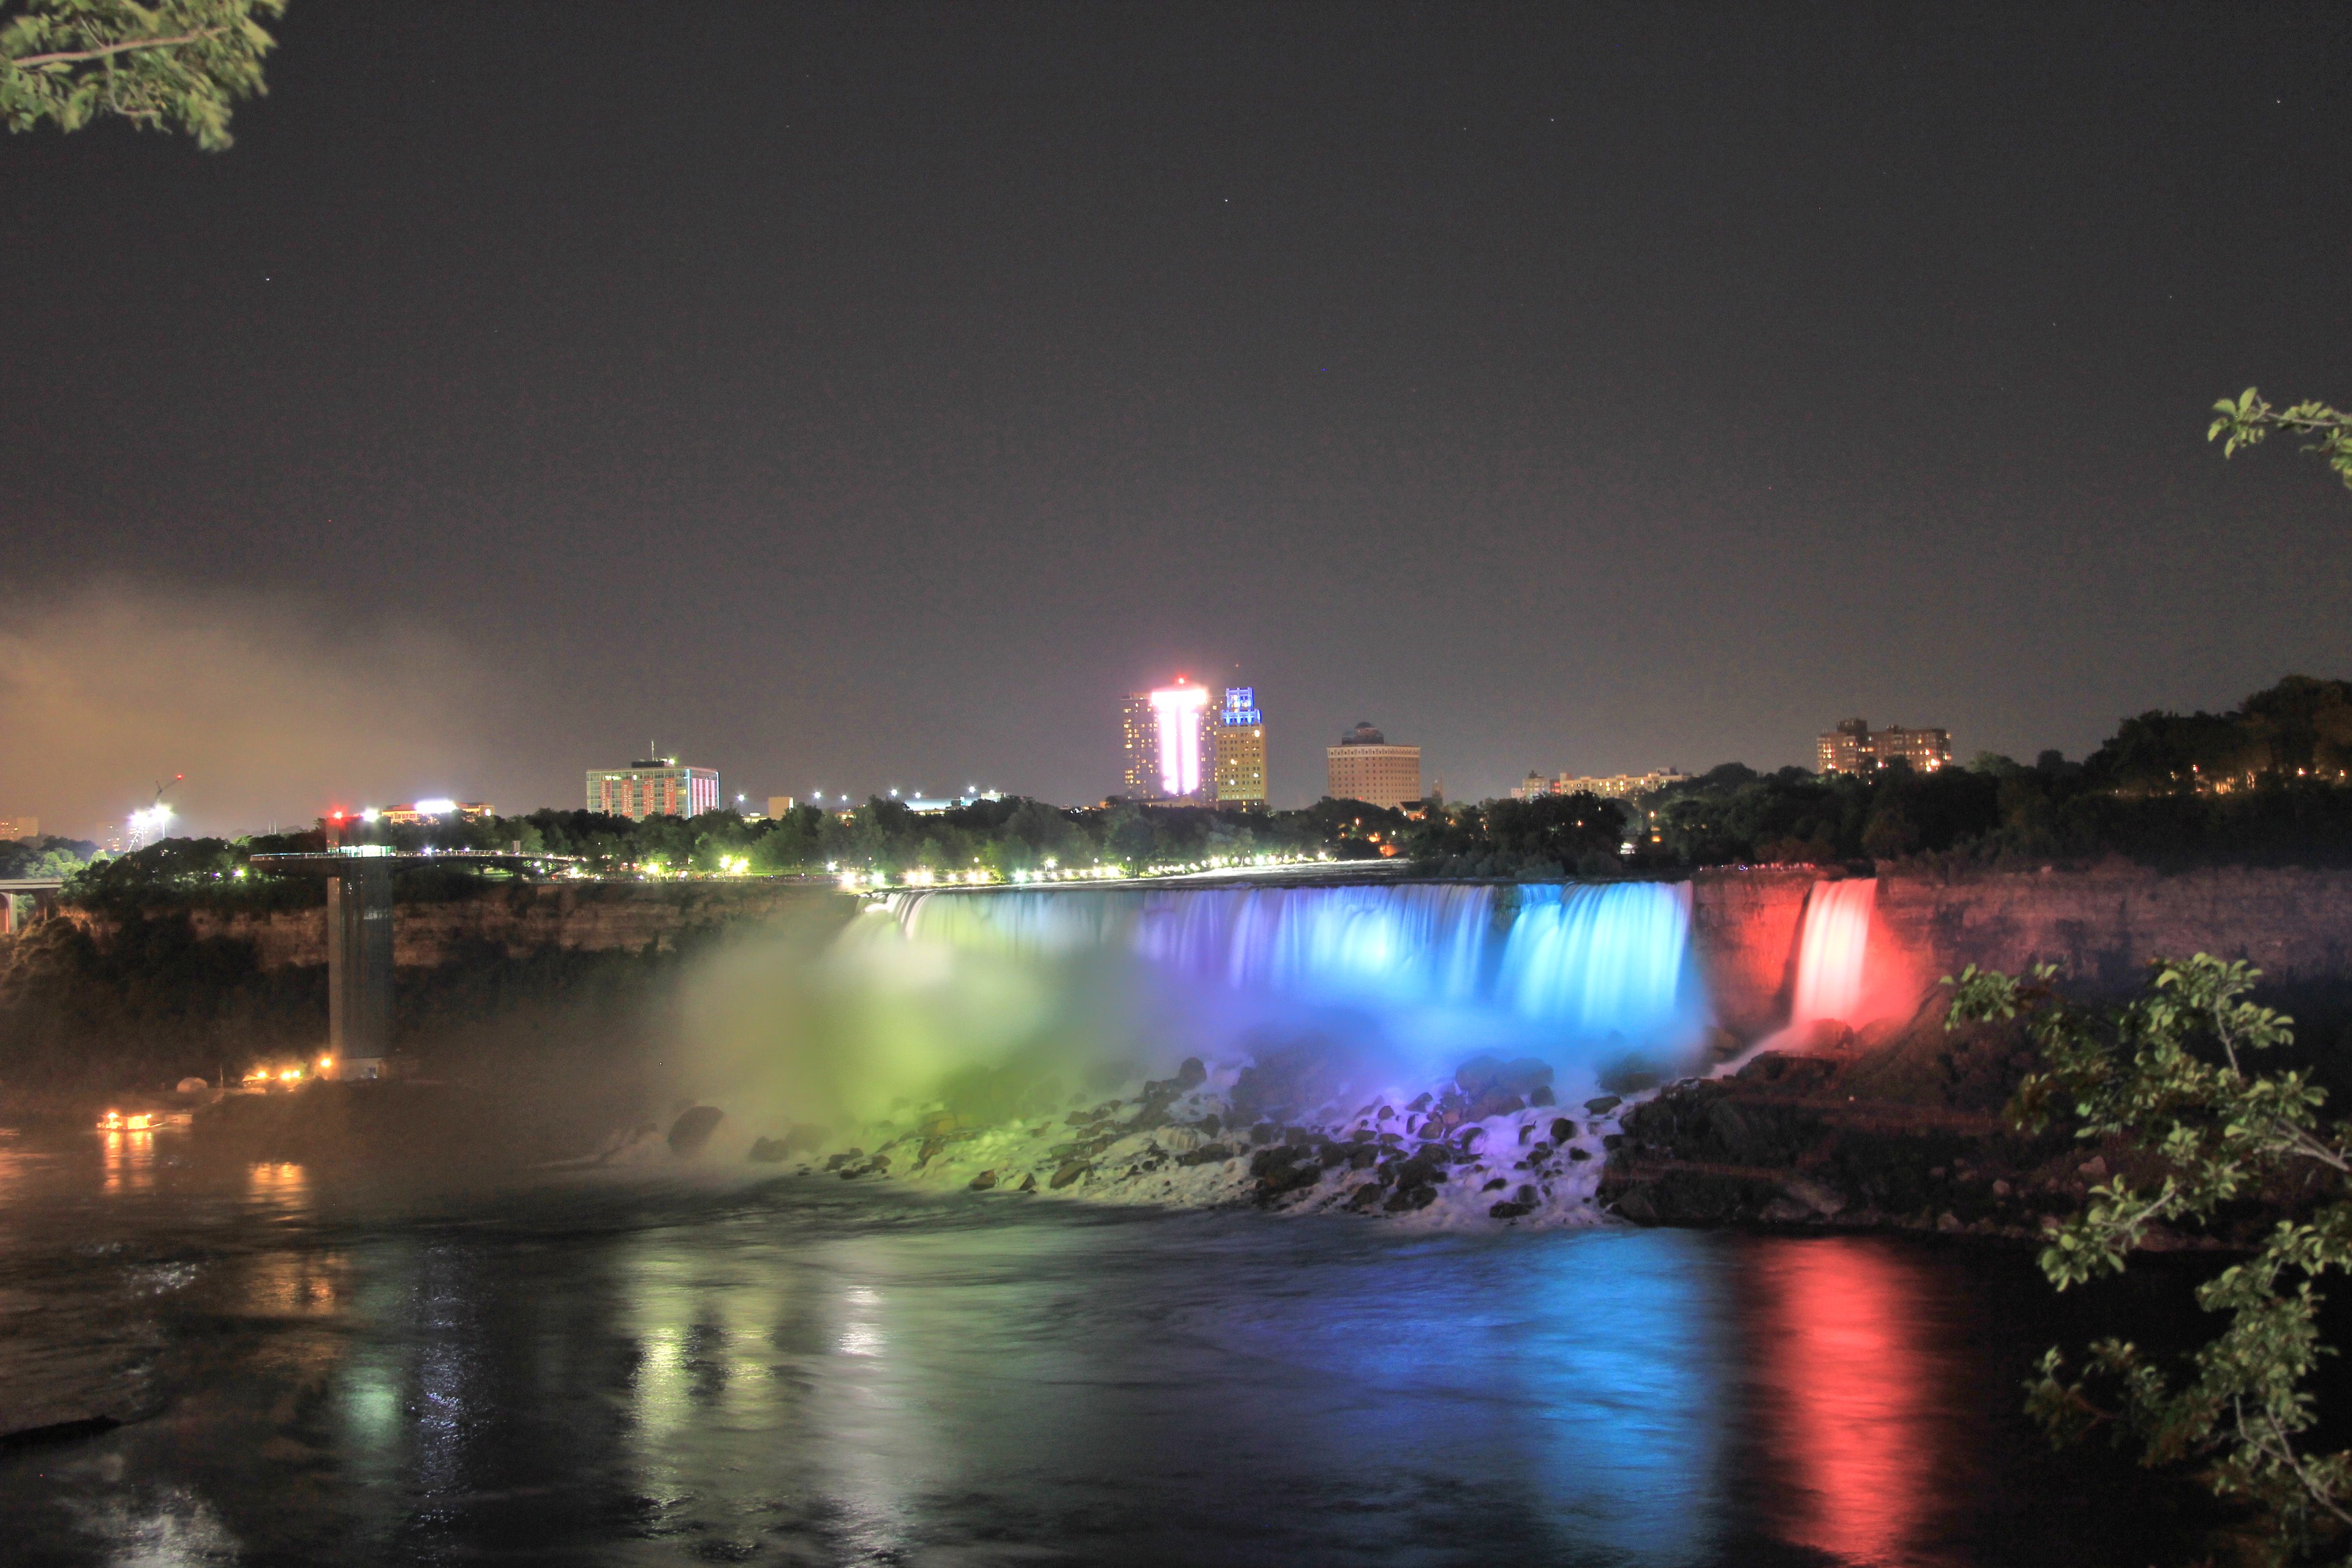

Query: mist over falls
<box><xmin>669</xmin><ymin>880</ymin><xmax>1892</xmax><ymax>1195</ymax></box>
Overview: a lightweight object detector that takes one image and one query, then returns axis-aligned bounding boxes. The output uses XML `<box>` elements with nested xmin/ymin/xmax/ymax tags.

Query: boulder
<box><xmin>747</xmin><ymin>1137</ymin><xmax>790</xmax><ymax>1163</ymax></box>
<box><xmin>1488</xmin><ymin>1200</ymin><xmax>1533</xmax><ymax>1220</ymax></box>
<box><xmin>1049</xmin><ymin>1161</ymin><xmax>1090</xmax><ymax>1190</ymax></box>
<box><xmin>667</xmin><ymin>1106</ymin><xmax>723</xmax><ymax>1157</ymax></box>
<box><xmin>1550</xmin><ymin>1117</ymin><xmax>1577</xmax><ymax>1143</ymax></box>
<box><xmin>1017</xmin><ymin>1173</ymin><xmax>1037</xmax><ymax>1192</ymax></box>
<box><xmin>1584</xmin><ymin>1096</ymin><xmax>1622</xmax><ymax>1115</ymax></box>
<box><xmin>1258</xmin><ymin>1162</ymin><xmax>1322</xmax><ymax>1198</ymax></box>
<box><xmin>968</xmin><ymin>1169</ymin><xmax>998</xmax><ymax>1190</ymax></box>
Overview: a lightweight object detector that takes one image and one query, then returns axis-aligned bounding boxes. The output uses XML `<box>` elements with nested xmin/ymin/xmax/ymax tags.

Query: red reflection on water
<box><xmin>1753</xmin><ymin>1239</ymin><xmax>1935</xmax><ymax>1565</ymax></box>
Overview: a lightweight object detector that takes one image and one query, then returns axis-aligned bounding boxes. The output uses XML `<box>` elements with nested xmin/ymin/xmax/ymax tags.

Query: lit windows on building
<box><xmin>1512</xmin><ymin>769</ymin><xmax>1691</xmax><ymax>800</ymax></box>
<box><xmin>376</xmin><ymin>800</ymin><xmax>495</xmax><ymax>826</ymax></box>
<box><xmin>586</xmin><ymin>756</ymin><xmax>721</xmax><ymax>819</ymax></box>
<box><xmin>1119</xmin><ymin>679</ymin><xmax>1216</xmax><ymax>804</ymax></box>
<box><xmin>1816</xmin><ymin>718</ymin><xmax>1953</xmax><ymax>775</ymax></box>
<box><xmin>1213</xmin><ymin>687</ymin><xmax>1269</xmax><ymax>809</ymax></box>
<box><xmin>1325</xmin><ymin>721</ymin><xmax>1423</xmax><ymax>811</ymax></box>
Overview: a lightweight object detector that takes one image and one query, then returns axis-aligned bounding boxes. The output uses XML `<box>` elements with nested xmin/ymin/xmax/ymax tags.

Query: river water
<box><xmin>1</xmin><ymin>1128</ymin><xmax>2214</xmax><ymax>1567</ymax></box>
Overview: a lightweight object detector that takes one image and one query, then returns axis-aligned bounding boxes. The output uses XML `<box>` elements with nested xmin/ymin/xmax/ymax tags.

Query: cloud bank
<box><xmin>0</xmin><ymin>583</ymin><xmax>497</xmax><ymax>840</ymax></box>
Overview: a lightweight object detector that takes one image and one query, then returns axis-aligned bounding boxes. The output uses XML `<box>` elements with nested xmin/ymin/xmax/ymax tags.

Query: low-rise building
<box><xmin>1817</xmin><ymin>718</ymin><xmax>1953</xmax><ymax>775</ymax></box>
<box><xmin>0</xmin><ymin>815</ymin><xmax>37</xmax><ymax>842</ymax></box>
<box><xmin>1326</xmin><ymin>722</ymin><xmax>1423</xmax><ymax>811</ymax></box>
<box><xmin>1513</xmin><ymin>769</ymin><xmax>1690</xmax><ymax>800</ymax></box>
<box><xmin>587</xmin><ymin>757</ymin><xmax>721</xmax><ymax>819</ymax></box>
<box><xmin>377</xmin><ymin>800</ymin><xmax>495</xmax><ymax>826</ymax></box>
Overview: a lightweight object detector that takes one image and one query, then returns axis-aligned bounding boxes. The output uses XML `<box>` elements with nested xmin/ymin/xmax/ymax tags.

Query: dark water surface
<box><xmin>1</xmin><ymin>1129</ymin><xmax>2212</xmax><ymax>1567</ymax></box>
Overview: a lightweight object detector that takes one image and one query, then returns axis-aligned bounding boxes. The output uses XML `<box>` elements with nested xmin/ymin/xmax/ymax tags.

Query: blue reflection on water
<box><xmin>1207</xmin><ymin>1224</ymin><xmax>1732</xmax><ymax>1564</ymax></box>
<box><xmin>0</xmin><ymin>1171</ymin><xmax>2204</xmax><ymax>1568</ymax></box>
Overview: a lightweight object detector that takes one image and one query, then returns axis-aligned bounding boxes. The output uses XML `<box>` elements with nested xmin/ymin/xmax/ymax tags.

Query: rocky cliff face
<box><xmin>1687</xmin><ymin>862</ymin><xmax>2352</xmax><ymax>1034</ymax></box>
<box><xmin>1873</xmin><ymin>863</ymin><xmax>2352</xmax><ymax>994</ymax></box>
<box><xmin>1684</xmin><ymin>870</ymin><xmax>1812</xmax><ymax>1035</ymax></box>
<box><xmin>71</xmin><ymin>883</ymin><xmax>858</xmax><ymax>970</ymax></box>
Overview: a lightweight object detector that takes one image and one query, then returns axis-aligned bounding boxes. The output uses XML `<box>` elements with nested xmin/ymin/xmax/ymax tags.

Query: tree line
<box><xmin>39</xmin><ymin>674</ymin><xmax>2352</xmax><ymax>910</ymax></box>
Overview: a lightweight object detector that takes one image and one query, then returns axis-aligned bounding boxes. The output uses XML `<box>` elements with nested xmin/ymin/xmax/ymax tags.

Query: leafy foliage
<box><xmin>2212</xmin><ymin>389</ymin><xmax>2352</xmax><ymax>495</ymax></box>
<box><xmin>1949</xmin><ymin>957</ymin><xmax>2352</xmax><ymax>1561</ymax></box>
<box><xmin>1</xmin><ymin>0</ymin><xmax>283</xmax><ymax>150</ymax></box>
<box><xmin>0</xmin><ymin>834</ymin><xmax>96</xmax><ymax>879</ymax></box>
<box><xmin>1622</xmin><ymin>677</ymin><xmax>2352</xmax><ymax>872</ymax></box>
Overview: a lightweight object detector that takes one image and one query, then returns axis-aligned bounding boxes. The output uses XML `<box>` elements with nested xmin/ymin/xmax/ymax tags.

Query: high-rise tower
<box><xmin>1212</xmin><ymin>687</ymin><xmax>1269</xmax><ymax>809</ymax></box>
<box><xmin>1117</xmin><ymin>679</ymin><xmax>1215</xmax><ymax>803</ymax></box>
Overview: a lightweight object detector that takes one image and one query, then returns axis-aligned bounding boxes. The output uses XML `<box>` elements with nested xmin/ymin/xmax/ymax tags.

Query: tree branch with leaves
<box><xmin>1949</xmin><ymin>956</ymin><xmax>2352</xmax><ymax>1563</ymax></box>
<box><xmin>2212</xmin><ymin>388</ymin><xmax>2352</xmax><ymax>495</ymax></box>
<box><xmin>1</xmin><ymin>0</ymin><xmax>284</xmax><ymax>151</ymax></box>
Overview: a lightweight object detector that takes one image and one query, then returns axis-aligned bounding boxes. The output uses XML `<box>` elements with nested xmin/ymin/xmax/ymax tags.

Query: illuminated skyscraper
<box><xmin>1118</xmin><ymin>679</ymin><xmax>1215</xmax><ymax>804</ymax></box>
<box><xmin>1213</xmin><ymin>687</ymin><xmax>1269</xmax><ymax>809</ymax></box>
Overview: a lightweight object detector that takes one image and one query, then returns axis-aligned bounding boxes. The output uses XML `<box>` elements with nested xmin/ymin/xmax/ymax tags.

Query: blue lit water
<box><xmin>892</xmin><ymin>882</ymin><xmax>1707</xmax><ymax>1090</ymax></box>
<box><xmin>0</xmin><ymin>1134</ymin><xmax>2211</xmax><ymax>1567</ymax></box>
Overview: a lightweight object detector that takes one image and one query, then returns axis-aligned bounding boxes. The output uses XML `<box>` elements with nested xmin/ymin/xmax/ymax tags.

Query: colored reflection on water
<box><xmin>246</xmin><ymin>1160</ymin><xmax>310</xmax><ymax>1208</ymax></box>
<box><xmin>1747</xmin><ymin>1236</ymin><xmax>1938</xmax><ymax>1565</ymax></box>
<box><xmin>99</xmin><ymin>1128</ymin><xmax>156</xmax><ymax>1196</ymax></box>
<box><xmin>0</xmin><ymin>1172</ymin><xmax>2204</xmax><ymax>1568</ymax></box>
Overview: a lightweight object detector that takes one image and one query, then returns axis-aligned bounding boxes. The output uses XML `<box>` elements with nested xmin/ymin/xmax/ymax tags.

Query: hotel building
<box><xmin>587</xmin><ymin>756</ymin><xmax>721</xmax><ymax>819</ymax></box>
<box><xmin>1119</xmin><ymin>679</ymin><xmax>1218</xmax><ymax>804</ymax></box>
<box><xmin>1512</xmin><ymin>769</ymin><xmax>1691</xmax><ymax>801</ymax></box>
<box><xmin>1326</xmin><ymin>722</ymin><xmax>1423</xmax><ymax>811</ymax></box>
<box><xmin>1211</xmin><ymin>687</ymin><xmax>1269</xmax><ymax>809</ymax></box>
<box><xmin>1817</xmin><ymin>718</ymin><xmax>1953</xmax><ymax>775</ymax></box>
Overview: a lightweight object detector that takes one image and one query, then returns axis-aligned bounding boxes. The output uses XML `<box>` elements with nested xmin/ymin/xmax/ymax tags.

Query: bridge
<box><xmin>246</xmin><ymin>851</ymin><xmax>578</xmax><ymax>1073</ymax></box>
<box><xmin>0</xmin><ymin>877</ymin><xmax>67</xmax><ymax>936</ymax></box>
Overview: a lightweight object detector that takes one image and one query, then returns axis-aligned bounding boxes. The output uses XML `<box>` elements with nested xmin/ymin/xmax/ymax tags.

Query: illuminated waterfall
<box><xmin>1497</xmin><ymin>883</ymin><xmax>1695</xmax><ymax>1038</ymax></box>
<box><xmin>883</xmin><ymin>881</ymin><xmax>1703</xmax><ymax>1079</ymax></box>
<box><xmin>1790</xmin><ymin>879</ymin><xmax>1877</xmax><ymax>1026</ymax></box>
<box><xmin>1134</xmin><ymin>884</ymin><xmax>1498</xmax><ymax>1007</ymax></box>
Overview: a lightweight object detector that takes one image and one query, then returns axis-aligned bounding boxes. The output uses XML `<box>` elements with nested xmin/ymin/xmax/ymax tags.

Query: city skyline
<box><xmin>5</xmin><ymin>7</ymin><xmax>2350</xmax><ymax>836</ymax></box>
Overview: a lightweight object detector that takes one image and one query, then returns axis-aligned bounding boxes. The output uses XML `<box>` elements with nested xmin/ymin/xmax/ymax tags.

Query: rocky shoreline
<box><xmin>154</xmin><ymin>990</ymin><xmax>2315</xmax><ymax>1250</ymax></box>
<box><xmin>687</xmin><ymin>1053</ymin><xmax>1637</xmax><ymax>1228</ymax></box>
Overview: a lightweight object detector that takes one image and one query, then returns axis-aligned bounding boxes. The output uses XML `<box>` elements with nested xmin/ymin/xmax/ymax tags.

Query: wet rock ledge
<box><xmin>1601</xmin><ymin>1007</ymin><xmax>2109</xmax><ymax>1241</ymax></box>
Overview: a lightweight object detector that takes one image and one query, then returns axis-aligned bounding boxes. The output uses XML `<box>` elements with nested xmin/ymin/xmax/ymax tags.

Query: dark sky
<box><xmin>5</xmin><ymin>1</ymin><xmax>2351</xmax><ymax>834</ymax></box>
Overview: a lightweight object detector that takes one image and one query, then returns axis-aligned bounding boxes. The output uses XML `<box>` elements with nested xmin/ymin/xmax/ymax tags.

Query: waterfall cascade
<box><xmin>1788</xmin><ymin>878</ymin><xmax>1878</xmax><ymax>1027</ymax></box>
<box><xmin>886</xmin><ymin>880</ymin><xmax>1703</xmax><ymax>1079</ymax></box>
<box><xmin>685</xmin><ymin>875</ymin><xmax>1906</xmax><ymax>1222</ymax></box>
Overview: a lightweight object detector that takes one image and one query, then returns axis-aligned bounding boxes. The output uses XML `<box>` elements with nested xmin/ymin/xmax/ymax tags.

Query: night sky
<box><xmin>5</xmin><ymin>2</ymin><xmax>2351</xmax><ymax>835</ymax></box>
